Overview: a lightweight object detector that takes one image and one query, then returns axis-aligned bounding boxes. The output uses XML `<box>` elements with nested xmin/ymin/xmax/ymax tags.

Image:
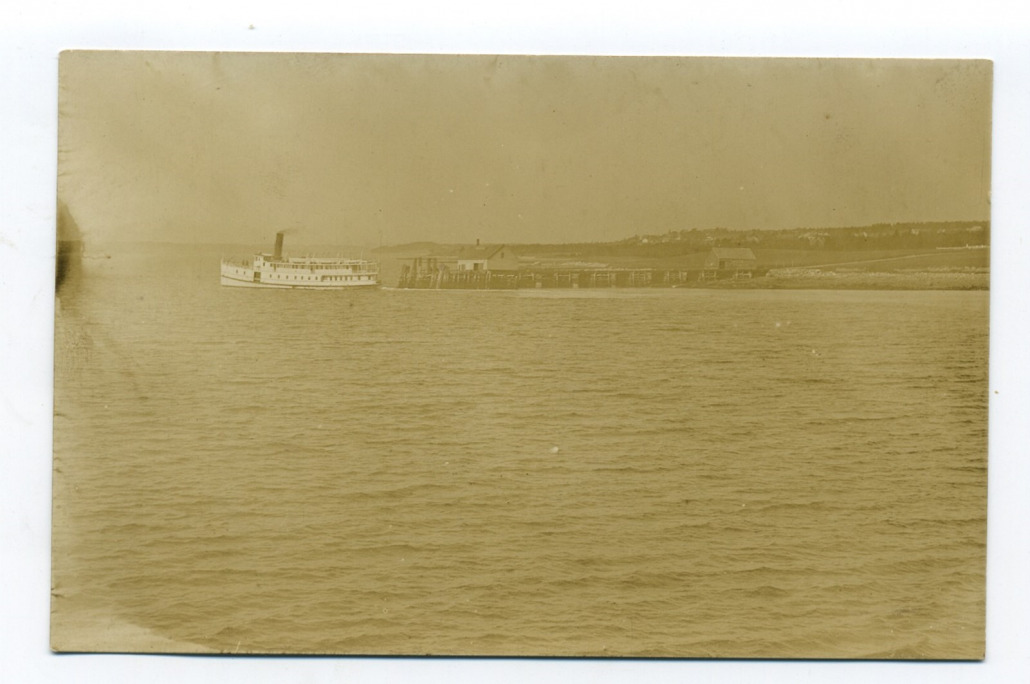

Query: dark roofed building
<box><xmin>455</xmin><ymin>244</ymin><xmax>520</xmax><ymax>272</ymax></box>
<box><xmin>702</xmin><ymin>247</ymin><xmax>757</xmax><ymax>278</ymax></box>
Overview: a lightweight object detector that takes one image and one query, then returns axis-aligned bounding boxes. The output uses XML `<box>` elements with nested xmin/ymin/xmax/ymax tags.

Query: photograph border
<box><xmin>3</xmin><ymin>2</ymin><xmax>1029</xmax><ymax>683</ymax></box>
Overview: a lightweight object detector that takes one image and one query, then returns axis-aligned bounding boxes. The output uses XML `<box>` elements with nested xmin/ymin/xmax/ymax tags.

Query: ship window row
<box><xmin>271</xmin><ymin>264</ymin><xmax>366</xmax><ymax>271</ymax></box>
<box><xmin>259</xmin><ymin>274</ymin><xmax>372</xmax><ymax>281</ymax></box>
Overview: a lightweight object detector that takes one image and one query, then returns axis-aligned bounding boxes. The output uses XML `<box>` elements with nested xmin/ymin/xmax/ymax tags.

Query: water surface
<box><xmin>52</xmin><ymin>244</ymin><xmax>988</xmax><ymax>658</ymax></box>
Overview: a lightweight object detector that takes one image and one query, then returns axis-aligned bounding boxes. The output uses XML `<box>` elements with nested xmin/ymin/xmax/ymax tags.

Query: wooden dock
<box><xmin>397</xmin><ymin>262</ymin><xmax>762</xmax><ymax>289</ymax></box>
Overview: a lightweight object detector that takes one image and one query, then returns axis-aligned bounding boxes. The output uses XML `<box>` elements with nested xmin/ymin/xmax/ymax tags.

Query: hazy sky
<box><xmin>58</xmin><ymin>52</ymin><xmax>992</xmax><ymax>246</ymax></box>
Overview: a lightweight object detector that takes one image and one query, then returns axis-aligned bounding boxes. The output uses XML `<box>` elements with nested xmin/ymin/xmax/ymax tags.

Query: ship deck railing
<box><xmin>221</xmin><ymin>257</ymin><xmax>378</xmax><ymax>273</ymax></box>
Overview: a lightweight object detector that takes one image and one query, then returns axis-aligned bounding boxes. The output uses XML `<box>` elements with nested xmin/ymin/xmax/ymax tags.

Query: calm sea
<box><xmin>52</xmin><ymin>243</ymin><xmax>988</xmax><ymax>658</ymax></box>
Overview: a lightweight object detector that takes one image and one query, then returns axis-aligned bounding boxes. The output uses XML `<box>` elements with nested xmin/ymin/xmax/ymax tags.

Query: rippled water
<box><xmin>52</xmin><ymin>244</ymin><xmax>988</xmax><ymax>658</ymax></box>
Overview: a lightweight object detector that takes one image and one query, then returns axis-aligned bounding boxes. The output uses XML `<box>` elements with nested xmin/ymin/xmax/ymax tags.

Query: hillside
<box><xmin>377</xmin><ymin>221</ymin><xmax>989</xmax><ymax>262</ymax></box>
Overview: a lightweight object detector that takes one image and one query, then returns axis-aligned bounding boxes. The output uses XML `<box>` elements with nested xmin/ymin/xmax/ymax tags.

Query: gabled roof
<box><xmin>456</xmin><ymin>244</ymin><xmax>510</xmax><ymax>260</ymax></box>
<box><xmin>709</xmin><ymin>247</ymin><xmax>757</xmax><ymax>260</ymax></box>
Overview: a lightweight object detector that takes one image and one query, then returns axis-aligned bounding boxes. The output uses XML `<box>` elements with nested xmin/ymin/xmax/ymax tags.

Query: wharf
<box><xmin>397</xmin><ymin>261</ymin><xmax>762</xmax><ymax>289</ymax></box>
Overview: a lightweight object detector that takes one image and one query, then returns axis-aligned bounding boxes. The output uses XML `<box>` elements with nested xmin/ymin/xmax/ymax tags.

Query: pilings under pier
<box><xmin>396</xmin><ymin>266</ymin><xmax>762</xmax><ymax>289</ymax></box>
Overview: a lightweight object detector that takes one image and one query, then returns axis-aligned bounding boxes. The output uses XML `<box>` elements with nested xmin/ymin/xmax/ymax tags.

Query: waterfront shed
<box><xmin>455</xmin><ymin>244</ymin><xmax>520</xmax><ymax>272</ymax></box>
<box><xmin>702</xmin><ymin>247</ymin><xmax>757</xmax><ymax>278</ymax></box>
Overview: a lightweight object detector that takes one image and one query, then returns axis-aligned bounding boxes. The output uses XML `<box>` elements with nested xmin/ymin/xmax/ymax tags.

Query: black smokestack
<box><xmin>273</xmin><ymin>232</ymin><xmax>284</xmax><ymax>260</ymax></box>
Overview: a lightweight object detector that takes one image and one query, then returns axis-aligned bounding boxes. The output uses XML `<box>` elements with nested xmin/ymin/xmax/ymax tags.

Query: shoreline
<box><xmin>393</xmin><ymin>270</ymin><xmax>990</xmax><ymax>291</ymax></box>
<box><xmin>707</xmin><ymin>269</ymin><xmax>988</xmax><ymax>291</ymax></box>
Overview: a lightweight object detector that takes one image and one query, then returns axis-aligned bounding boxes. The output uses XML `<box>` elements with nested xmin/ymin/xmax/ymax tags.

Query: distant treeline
<box><xmin>379</xmin><ymin>221</ymin><xmax>989</xmax><ymax>258</ymax></box>
<box><xmin>512</xmin><ymin>222</ymin><xmax>990</xmax><ymax>258</ymax></box>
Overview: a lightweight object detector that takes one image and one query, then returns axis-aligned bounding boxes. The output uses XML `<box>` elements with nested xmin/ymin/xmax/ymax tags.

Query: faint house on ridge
<box><xmin>799</xmin><ymin>232</ymin><xmax>830</xmax><ymax>247</ymax></box>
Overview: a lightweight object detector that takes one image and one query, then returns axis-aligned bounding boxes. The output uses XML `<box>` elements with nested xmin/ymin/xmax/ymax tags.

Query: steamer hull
<box><xmin>220</xmin><ymin>232</ymin><xmax>379</xmax><ymax>289</ymax></box>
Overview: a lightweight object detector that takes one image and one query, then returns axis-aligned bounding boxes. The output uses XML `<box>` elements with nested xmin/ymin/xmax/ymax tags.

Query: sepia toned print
<box><xmin>53</xmin><ymin>52</ymin><xmax>990</xmax><ymax>658</ymax></box>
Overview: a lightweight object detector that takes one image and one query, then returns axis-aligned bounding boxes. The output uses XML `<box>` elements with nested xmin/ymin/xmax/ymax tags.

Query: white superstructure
<box><xmin>220</xmin><ymin>232</ymin><xmax>379</xmax><ymax>289</ymax></box>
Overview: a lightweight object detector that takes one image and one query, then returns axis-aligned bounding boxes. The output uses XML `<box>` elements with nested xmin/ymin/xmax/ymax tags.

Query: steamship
<box><xmin>220</xmin><ymin>232</ymin><xmax>380</xmax><ymax>289</ymax></box>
